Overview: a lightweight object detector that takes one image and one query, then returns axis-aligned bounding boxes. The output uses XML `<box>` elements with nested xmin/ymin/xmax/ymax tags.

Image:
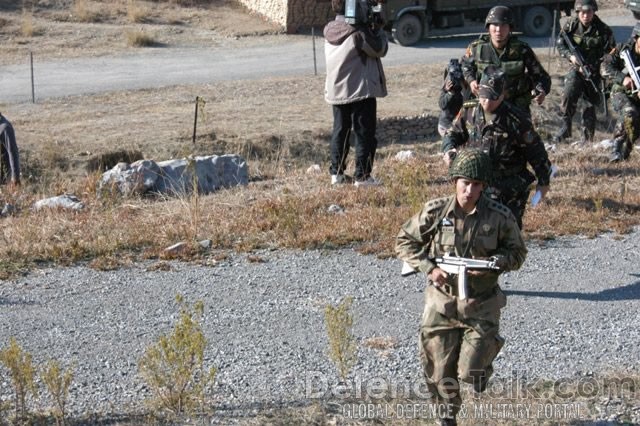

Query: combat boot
<box><xmin>580</xmin><ymin>127</ymin><xmax>594</xmax><ymax>145</ymax></box>
<box><xmin>553</xmin><ymin>118</ymin><xmax>572</xmax><ymax>143</ymax></box>
<box><xmin>610</xmin><ymin>138</ymin><xmax>624</xmax><ymax>163</ymax></box>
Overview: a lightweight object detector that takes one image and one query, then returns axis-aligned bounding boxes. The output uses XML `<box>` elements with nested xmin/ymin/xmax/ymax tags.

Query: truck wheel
<box><xmin>392</xmin><ymin>14</ymin><xmax>423</xmax><ymax>46</ymax></box>
<box><xmin>633</xmin><ymin>11</ymin><xmax>640</xmax><ymax>20</ymax></box>
<box><xmin>522</xmin><ymin>6</ymin><xmax>553</xmax><ymax>37</ymax></box>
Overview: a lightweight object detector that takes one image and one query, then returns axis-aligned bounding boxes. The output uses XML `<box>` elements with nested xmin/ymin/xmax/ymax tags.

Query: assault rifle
<box><xmin>620</xmin><ymin>47</ymin><xmax>640</xmax><ymax>95</ymax></box>
<box><xmin>401</xmin><ymin>254</ymin><xmax>501</xmax><ymax>300</ymax></box>
<box><xmin>560</xmin><ymin>31</ymin><xmax>607</xmax><ymax>116</ymax></box>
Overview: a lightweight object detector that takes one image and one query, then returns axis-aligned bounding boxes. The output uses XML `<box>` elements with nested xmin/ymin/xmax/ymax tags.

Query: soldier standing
<box><xmin>442</xmin><ymin>66</ymin><xmax>552</xmax><ymax>230</ymax></box>
<box><xmin>461</xmin><ymin>5</ymin><xmax>550</xmax><ymax>115</ymax></box>
<box><xmin>601</xmin><ymin>23</ymin><xmax>640</xmax><ymax>162</ymax></box>
<box><xmin>396</xmin><ymin>149</ymin><xmax>527</xmax><ymax>426</ymax></box>
<box><xmin>554</xmin><ymin>0</ymin><xmax>615</xmax><ymax>144</ymax></box>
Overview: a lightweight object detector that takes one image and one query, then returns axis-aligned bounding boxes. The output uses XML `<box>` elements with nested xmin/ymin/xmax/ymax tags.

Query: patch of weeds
<box><xmin>89</xmin><ymin>255</ymin><xmax>127</xmax><ymax>271</ymax></box>
<box><xmin>126</xmin><ymin>29</ymin><xmax>158</xmax><ymax>47</ymax></box>
<box><xmin>246</xmin><ymin>254</ymin><xmax>266</xmax><ymax>263</ymax></box>
<box><xmin>324</xmin><ymin>296</ymin><xmax>357</xmax><ymax>381</ymax></box>
<box><xmin>0</xmin><ymin>337</ymin><xmax>38</xmax><ymax>423</ymax></box>
<box><xmin>146</xmin><ymin>261</ymin><xmax>173</xmax><ymax>272</ymax></box>
<box><xmin>21</xmin><ymin>8</ymin><xmax>34</xmax><ymax>37</ymax></box>
<box><xmin>138</xmin><ymin>294</ymin><xmax>217</xmax><ymax>417</ymax></box>
<box><xmin>41</xmin><ymin>360</ymin><xmax>74</xmax><ymax>426</ymax></box>
<box><xmin>0</xmin><ymin>259</ymin><xmax>30</xmax><ymax>280</ymax></box>
<box><xmin>86</xmin><ymin>149</ymin><xmax>143</xmax><ymax>173</ymax></box>
<box><xmin>127</xmin><ymin>0</ymin><xmax>150</xmax><ymax>23</ymax></box>
<box><xmin>362</xmin><ymin>336</ymin><xmax>397</xmax><ymax>351</ymax></box>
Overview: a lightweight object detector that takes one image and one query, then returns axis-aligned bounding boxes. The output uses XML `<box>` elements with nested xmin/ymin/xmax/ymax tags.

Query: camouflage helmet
<box><xmin>485</xmin><ymin>6</ymin><xmax>513</xmax><ymax>27</ymax></box>
<box><xmin>575</xmin><ymin>0</ymin><xmax>598</xmax><ymax>12</ymax></box>
<box><xmin>632</xmin><ymin>22</ymin><xmax>640</xmax><ymax>38</ymax></box>
<box><xmin>449</xmin><ymin>149</ymin><xmax>493</xmax><ymax>184</ymax></box>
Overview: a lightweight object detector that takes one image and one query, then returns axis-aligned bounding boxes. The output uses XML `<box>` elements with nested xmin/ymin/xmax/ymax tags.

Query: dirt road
<box><xmin>0</xmin><ymin>12</ymin><xmax>635</xmax><ymax>104</ymax></box>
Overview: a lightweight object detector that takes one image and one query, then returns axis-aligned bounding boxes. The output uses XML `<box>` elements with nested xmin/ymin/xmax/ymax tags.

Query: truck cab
<box><xmin>625</xmin><ymin>0</ymin><xmax>640</xmax><ymax>20</ymax></box>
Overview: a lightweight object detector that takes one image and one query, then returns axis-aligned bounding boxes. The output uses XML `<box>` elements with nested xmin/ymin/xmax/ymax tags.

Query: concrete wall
<box><xmin>237</xmin><ymin>0</ymin><xmax>333</xmax><ymax>33</ymax></box>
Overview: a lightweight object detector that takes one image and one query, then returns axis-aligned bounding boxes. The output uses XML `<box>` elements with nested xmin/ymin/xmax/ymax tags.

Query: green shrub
<box><xmin>324</xmin><ymin>297</ymin><xmax>358</xmax><ymax>381</ymax></box>
<box><xmin>138</xmin><ymin>294</ymin><xmax>217</xmax><ymax>417</ymax></box>
<box><xmin>0</xmin><ymin>337</ymin><xmax>38</xmax><ymax>422</ymax></box>
<box><xmin>41</xmin><ymin>360</ymin><xmax>74</xmax><ymax>425</ymax></box>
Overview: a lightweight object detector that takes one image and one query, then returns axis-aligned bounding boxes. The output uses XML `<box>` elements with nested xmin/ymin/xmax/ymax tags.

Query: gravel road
<box><xmin>1</xmin><ymin>228</ymin><xmax>639</xmax><ymax>422</ymax></box>
<box><xmin>0</xmin><ymin>12</ymin><xmax>635</xmax><ymax>104</ymax></box>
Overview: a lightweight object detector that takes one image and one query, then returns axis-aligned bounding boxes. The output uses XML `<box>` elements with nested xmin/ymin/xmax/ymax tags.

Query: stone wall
<box><xmin>237</xmin><ymin>0</ymin><xmax>333</xmax><ymax>33</ymax></box>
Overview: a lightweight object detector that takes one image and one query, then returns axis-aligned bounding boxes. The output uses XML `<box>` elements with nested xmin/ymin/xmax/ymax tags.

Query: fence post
<box><xmin>192</xmin><ymin>96</ymin><xmax>199</xmax><ymax>144</ymax></box>
<box><xmin>30</xmin><ymin>51</ymin><xmax>35</xmax><ymax>104</ymax></box>
<box><xmin>312</xmin><ymin>27</ymin><xmax>318</xmax><ymax>76</ymax></box>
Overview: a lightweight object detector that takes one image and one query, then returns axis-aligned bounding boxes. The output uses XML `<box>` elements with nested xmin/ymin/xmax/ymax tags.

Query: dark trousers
<box><xmin>330</xmin><ymin>97</ymin><xmax>377</xmax><ymax>181</ymax></box>
<box><xmin>559</xmin><ymin>69</ymin><xmax>601</xmax><ymax>138</ymax></box>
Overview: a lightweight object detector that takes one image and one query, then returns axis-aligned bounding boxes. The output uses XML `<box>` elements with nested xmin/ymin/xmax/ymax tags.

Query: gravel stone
<box><xmin>0</xmin><ymin>229</ymin><xmax>639</xmax><ymax>420</ymax></box>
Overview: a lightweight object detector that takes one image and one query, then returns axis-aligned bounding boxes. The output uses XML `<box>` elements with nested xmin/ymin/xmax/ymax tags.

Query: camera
<box><xmin>345</xmin><ymin>0</ymin><xmax>385</xmax><ymax>27</ymax></box>
<box><xmin>445</xmin><ymin>58</ymin><xmax>464</xmax><ymax>92</ymax></box>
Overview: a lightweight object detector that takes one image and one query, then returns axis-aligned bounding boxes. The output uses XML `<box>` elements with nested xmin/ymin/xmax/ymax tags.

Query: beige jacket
<box><xmin>324</xmin><ymin>16</ymin><xmax>388</xmax><ymax>105</ymax></box>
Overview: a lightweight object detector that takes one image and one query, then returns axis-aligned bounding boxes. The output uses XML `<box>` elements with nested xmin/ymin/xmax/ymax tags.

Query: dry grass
<box><xmin>125</xmin><ymin>28</ymin><xmax>157</xmax><ymax>46</ymax></box>
<box><xmin>2</xmin><ymin>54</ymin><xmax>640</xmax><ymax>279</ymax></box>
<box><xmin>20</xmin><ymin>8</ymin><xmax>35</xmax><ymax>37</ymax></box>
<box><xmin>126</xmin><ymin>0</ymin><xmax>150</xmax><ymax>24</ymax></box>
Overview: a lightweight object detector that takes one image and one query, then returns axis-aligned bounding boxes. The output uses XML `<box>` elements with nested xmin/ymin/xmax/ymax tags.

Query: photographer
<box><xmin>324</xmin><ymin>0</ymin><xmax>388</xmax><ymax>187</ymax></box>
<box><xmin>438</xmin><ymin>59</ymin><xmax>467</xmax><ymax>137</ymax></box>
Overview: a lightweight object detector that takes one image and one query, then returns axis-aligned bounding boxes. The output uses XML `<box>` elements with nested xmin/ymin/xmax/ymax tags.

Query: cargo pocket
<box><xmin>459</xmin><ymin>287</ymin><xmax>506</xmax><ymax>320</ymax></box>
<box><xmin>425</xmin><ymin>284</ymin><xmax>457</xmax><ymax>319</ymax></box>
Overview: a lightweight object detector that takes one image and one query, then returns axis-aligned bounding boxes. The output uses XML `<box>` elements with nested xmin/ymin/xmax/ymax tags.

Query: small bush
<box><xmin>324</xmin><ymin>297</ymin><xmax>358</xmax><ymax>381</ymax></box>
<box><xmin>21</xmin><ymin>8</ymin><xmax>34</xmax><ymax>37</ymax></box>
<box><xmin>127</xmin><ymin>0</ymin><xmax>150</xmax><ymax>23</ymax></box>
<box><xmin>73</xmin><ymin>0</ymin><xmax>102</xmax><ymax>23</ymax></box>
<box><xmin>126</xmin><ymin>29</ymin><xmax>157</xmax><ymax>47</ymax></box>
<box><xmin>41</xmin><ymin>360</ymin><xmax>74</xmax><ymax>426</ymax></box>
<box><xmin>138</xmin><ymin>294</ymin><xmax>217</xmax><ymax>417</ymax></box>
<box><xmin>0</xmin><ymin>338</ymin><xmax>38</xmax><ymax>422</ymax></box>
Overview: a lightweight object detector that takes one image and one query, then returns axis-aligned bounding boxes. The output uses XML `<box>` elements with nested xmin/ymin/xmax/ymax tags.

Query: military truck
<box><xmin>624</xmin><ymin>0</ymin><xmax>640</xmax><ymax>20</ymax></box>
<box><xmin>384</xmin><ymin>0</ymin><xmax>576</xmax><ymax>46</ymax></box>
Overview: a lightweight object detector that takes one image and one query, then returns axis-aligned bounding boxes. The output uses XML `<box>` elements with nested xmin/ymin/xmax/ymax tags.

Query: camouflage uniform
<box><xmin>601</xmin><ymin>23</ymin><xmax>640</xmax><ymax>162</ymax></box>
<box><xmin>396</xmin><ymin>150</ymin><xmax>527</xmax><ymax>421</ymax></box>
<box><xmin>461</xmin><ymin>6</ymin><xmax>551</xmax><ymax>114</ymax></box>
<box><xmin>442</xmin><ymin>70</ymin><xmax>552</xmax><ymax>229</ymax></box>
<box><xmin>554</xmin><ymin>1</ymin><xmax>616</xmax><ymax>143</ymax></box>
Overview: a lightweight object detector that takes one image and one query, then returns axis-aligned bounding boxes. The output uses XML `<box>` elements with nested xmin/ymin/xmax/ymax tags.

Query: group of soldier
<box><xmin>439</xmin><ymin>0</ymin><xmax>640</xmax><ymax>166</ymax></box>
<box><xmin>399</xmin><ymin>2</ymin><xmax>640</xmax><ymax>425</ymax></box>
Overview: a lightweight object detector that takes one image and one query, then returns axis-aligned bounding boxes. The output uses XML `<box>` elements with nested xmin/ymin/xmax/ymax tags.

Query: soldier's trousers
<box><xmin>610</xmin><ymin>91</ymin><xmax>639</xmax><ymax>160</ymax></box>
<box><xmin>419</xmin><ymin>284</ymin><xmax>505</xmax><ymax>417</ymax></box>
<box><xmin>559</xmin><ymin>70</ymin><xmax>601</xmax><ymax>140</ymax></box>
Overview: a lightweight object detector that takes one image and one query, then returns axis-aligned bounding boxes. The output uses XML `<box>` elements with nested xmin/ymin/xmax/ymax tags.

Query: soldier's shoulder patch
<box><xmin>487</xmin><ymin>198</ymin><xmax>513</xmax><ymax>219</ymax></box>
<box><xmin>424</xmin><ymin>197</ymin><xmax>449</xmax><ymax>212</ymax></box>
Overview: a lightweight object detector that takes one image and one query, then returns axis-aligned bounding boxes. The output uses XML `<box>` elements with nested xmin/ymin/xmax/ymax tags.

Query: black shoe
<box><xmin>610</xmin><ymin>152</ymin><xmax>622</xmax><ymax>163</ymax></box>
<box><xmin>440</xmin><ymin>418</ymin><xmax>457</xmax><ymax>426</ymax></box>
